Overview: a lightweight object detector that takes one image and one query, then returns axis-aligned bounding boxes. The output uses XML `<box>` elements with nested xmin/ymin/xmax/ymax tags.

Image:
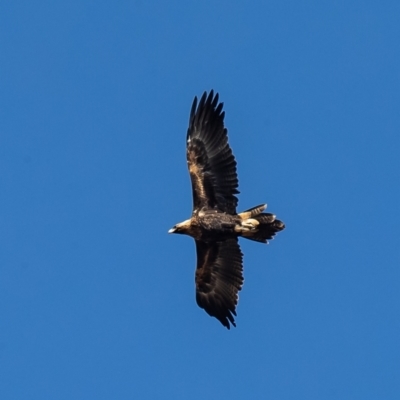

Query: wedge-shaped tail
<box><xmin>239</xmin><ymin>204</ymin><xmax>285</xmax><ymax>243</ymax></box>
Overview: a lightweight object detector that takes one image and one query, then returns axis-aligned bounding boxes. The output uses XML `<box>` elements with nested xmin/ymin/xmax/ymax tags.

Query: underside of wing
<box><xmin>195</xmin><ymin>238</ymin><xmax>243</xmax><ymax>329</ymax></box>
<box><xmin>187</xmin><ymin>91</ymin><xmax>239</xmax><ymax>214</ymax></box>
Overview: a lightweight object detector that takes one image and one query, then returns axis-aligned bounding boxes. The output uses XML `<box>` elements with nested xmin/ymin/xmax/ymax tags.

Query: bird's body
<box><xmin>169</xmin><ymin>91</ymin><xmax>285</xmax><ymax>329</ymax></box>
<box><xmin>171</xmin><ymin>209</ymin><xmax>240</xmax><ymax>241</ymax></box>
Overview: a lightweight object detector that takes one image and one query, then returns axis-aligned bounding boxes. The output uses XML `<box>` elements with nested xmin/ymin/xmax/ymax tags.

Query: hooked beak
<box><xmin>168</xmin><ymin>227</ymin><xmax>176</xmax><ymax>234</ymax></box>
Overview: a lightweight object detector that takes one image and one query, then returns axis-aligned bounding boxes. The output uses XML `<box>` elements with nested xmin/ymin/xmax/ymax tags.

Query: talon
<box><xmin>236</xmin><ymin>218</ymin><xmax>260</xmax><ymax>232</ymax></box>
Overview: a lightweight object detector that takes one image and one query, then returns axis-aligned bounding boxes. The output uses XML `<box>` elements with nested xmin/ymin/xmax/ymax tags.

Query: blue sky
<box><xmin>1</xmin><ymin>1</ymin><xmax>399</xmax><ymax>399</ymax></box>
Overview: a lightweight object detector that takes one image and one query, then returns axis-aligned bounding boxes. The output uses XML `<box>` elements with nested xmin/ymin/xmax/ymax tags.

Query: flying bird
<box><xmin>169</xmin><ymin>91</ymin><xmax>285</xmax><ymax>329</ymax></box>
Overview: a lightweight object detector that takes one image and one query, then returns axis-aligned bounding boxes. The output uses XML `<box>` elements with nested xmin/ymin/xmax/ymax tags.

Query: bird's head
<box><xmin>168</xmin><ymin>219</ymin><xmax>191</xmax><ymax>235</ymax></box>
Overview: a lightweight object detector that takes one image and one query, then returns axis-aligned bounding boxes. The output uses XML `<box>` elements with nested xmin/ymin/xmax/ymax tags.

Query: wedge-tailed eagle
<box><xmin>169</xmin><ymin>91</ymin><xmax>285</xmax><ymax>329</ymax></box>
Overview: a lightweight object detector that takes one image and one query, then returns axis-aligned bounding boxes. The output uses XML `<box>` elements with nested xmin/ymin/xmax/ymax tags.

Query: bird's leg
<box><xmin>234</xmin><ymin>218</ymin><xmax>260</xmax><ymax>232</ymax></box>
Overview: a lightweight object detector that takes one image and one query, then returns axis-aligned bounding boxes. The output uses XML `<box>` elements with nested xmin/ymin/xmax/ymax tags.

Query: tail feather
<box><xmin>241</xmin><ymin>213</ymin><xmax>285</xmax><ymax>243</ymax></box>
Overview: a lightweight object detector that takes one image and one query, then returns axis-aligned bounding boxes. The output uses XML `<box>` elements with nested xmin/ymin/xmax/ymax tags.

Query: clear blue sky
<box><xmin>1</xmin><ymin>1</ymin><xmax>399</xmax><ymax>399</ymax></box>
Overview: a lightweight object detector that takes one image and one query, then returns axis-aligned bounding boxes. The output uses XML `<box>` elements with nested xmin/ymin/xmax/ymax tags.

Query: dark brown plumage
<box><xmin>169</xmin><ymin>91</ymin><xmax>285</xmax><ymax>329</ymax></box>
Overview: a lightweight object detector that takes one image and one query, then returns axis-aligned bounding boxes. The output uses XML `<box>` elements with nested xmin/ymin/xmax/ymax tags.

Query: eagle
<box><xmin>169</xmin><ymin>91</ymin><xmax>285</xmax><ymax>329</ymax></box>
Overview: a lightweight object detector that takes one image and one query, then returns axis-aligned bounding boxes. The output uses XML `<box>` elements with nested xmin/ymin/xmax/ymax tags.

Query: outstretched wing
<box><xmin>187</xmin><ymin>91</ymin><xmax>239</xmax><ymax>214</ymax></box>
<box><xmin>195</xmin><ymin>238</ymin><xmax>244</xmax><ymax>329</ymax></box>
